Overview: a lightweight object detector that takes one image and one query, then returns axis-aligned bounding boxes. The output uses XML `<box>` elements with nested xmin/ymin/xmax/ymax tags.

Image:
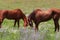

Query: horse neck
<box><xmin>22</xmin><ymin>14</ymin><xmax>27</xmax><ymax>22</ymax></box>
<box><xmin>28</xmin><ymin>14</ymin><xmax>32</xmax><ymax>21</ymax></box>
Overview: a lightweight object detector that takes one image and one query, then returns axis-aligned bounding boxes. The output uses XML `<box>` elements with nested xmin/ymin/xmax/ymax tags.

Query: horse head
<box><xmin>28</xmin><ymin>16</ymin><xmax>33</xmax><ymax>28</ymax></box>
<box><xmin>23</xmin><ymin>14</ymin><xmax>28</xmax><ymax>28</ymax></box>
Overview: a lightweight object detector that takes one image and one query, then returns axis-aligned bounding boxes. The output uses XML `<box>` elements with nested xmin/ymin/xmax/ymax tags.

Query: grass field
<box><xmin>0</xmin><ymin>0</ymin><xmax>60</xmax><ymax>40</ymax></box>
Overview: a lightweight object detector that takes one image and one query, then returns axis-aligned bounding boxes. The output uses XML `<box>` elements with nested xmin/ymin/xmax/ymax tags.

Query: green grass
<box><xmin>0</xmin><ymin>0</ymin><xmax>60</xmax><ymax>40</ymax></box>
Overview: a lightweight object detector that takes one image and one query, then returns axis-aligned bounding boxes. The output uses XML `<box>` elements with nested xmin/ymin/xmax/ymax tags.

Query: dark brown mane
<box><xmin>28</xmin><ymin>9</ymin><xmax>42</xmax><ymax>20</ymax></box>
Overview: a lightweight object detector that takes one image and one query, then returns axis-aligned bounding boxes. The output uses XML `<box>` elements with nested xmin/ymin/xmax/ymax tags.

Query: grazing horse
<box><xmin>28</xmin><ymin>8</ymin><xmax>60</xmax><ymax>32</ymax></box>
<box><xmin>0</xmin><ymin>9</ymin><xmax>28</xmax><ymax>28</ymax></box>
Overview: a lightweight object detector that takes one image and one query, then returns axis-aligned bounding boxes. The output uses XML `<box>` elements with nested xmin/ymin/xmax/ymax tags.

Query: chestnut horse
<box><xmin>0</xmin><ymin>9</ymin><xmax>28</xmax><ymax>28</ymax></box>
<box><xmin>28</xmin><ymin>8</ymin><xmax>60</xmax><ymax>32</ymax></box>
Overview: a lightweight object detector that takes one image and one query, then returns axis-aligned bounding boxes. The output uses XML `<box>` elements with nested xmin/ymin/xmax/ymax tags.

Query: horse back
<box><xmin>5</xmin><ymin>9</ymin><xmax>24</xmax><ymax>19</ymax></box>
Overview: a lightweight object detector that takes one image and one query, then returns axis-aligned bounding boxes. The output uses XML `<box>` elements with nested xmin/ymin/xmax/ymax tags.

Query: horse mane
<box><xmin>14</xmin><ymin>9</ymin><xmax>25</xmax><ymax>17</ymax></box>
<box><xmin>15</xmin><ymin>9</ymin><xmax>26</xmax><ymax>19</ymax></box>
<box><xmin>14</xmin><ymin>9</ymin><xmax>22</xmax><ymax>11</ymax></box>
<box><xmin>28</xmin><ymin>9</ymin><xmax>42</xmax><ymax>20</ymax></box>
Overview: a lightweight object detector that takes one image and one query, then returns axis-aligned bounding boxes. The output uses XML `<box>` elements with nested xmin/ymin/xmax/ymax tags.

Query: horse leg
<box><xmin>53</xmin><ymin>18</ymin><xmax>59</xmax><ymax>32</ymax></box>
<box><xmin>17</xmin><ymin>20</ymin><xmax>20</xmax><ymax>28</ymax></box>
<box><xmin>0</xmin><ymin>22</ymin><xmax>2</xmax><ymax>28</ymax></box>
<box><xmin>14</xmin><ymin>20</ymin><xmax>16</xmax><ymax>27</ymax></box>
<box><xmin>0</xmin><ymin>19</ymin><xmax>3</xmax><ymax>28</ymax></box>
<box><xmin>35</xmin><ymin>23</ymin><xmax>39</xmax><ymax>32</ymax></box>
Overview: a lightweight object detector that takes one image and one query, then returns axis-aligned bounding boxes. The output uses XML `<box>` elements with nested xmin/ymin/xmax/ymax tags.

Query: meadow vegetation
<box><xmin>0</xmin><ymin>0</ymin><xmax>60</xmax><ymax>40</ymax></box>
